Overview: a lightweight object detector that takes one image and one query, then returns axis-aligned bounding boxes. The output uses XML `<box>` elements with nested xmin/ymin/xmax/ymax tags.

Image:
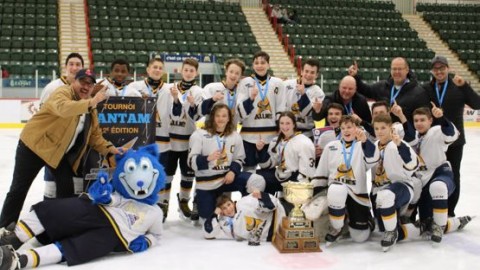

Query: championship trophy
<box><xmin>273</xmin><ymin>181</ymin><xmax>321</xmax><ymax>253</ymax></box>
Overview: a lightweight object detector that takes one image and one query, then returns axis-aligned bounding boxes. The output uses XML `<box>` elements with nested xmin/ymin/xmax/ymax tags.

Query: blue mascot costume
<box><xmin>0</xmin><ymin>144</ymin><xmax>165</xmax><ymax>269</ymax></box>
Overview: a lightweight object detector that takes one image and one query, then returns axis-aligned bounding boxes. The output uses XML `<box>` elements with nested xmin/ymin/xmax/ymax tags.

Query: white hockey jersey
<box><xmin>236</xmin><ymin>76</ymin><xmax>286</xmax><ymax>144</ymax></box>
<box><xmin>39</xmin><ymin>76</ymin><xmax>69</xmax><ymax>108</ymax></box>
<box><xmin>169</xmin><ymin>84</ymin><xmax>203</xmax><ymax>152</ymax></box>
<box><xmin>99</xmin><ymin>193</ymin><xmax>163</xmax><ymax>250</ymax></box>
<box><xmin>284</xmin><ymin>79</ymin><xmax>325</xmax><ymax>137</ymax></box>
<box><xmin>188</xmin><ymin>129</ymin><xmax>245</xmax><ymax>190</ymax></box>
<box><xmin>258</xmin><ymin>133</ymin><xmax>316</xmax><ymax>182</ymax></box>
<box><xmin>314</xmin><ymin>139</ymin><xmax>375</xmax><ymax>206</ymax></box>
<box><xmin>200</xmin><ymin>82</ymin><xmax>240</xmax><ymax>125</ymax></box>
<box><xmin>98</xmin><ymin>78</ymin><xmax>140</xmax><ymax>97</ymax></box>
<box><xmin>365</xmin><ymin>140</ymin><xmax>419</xmax><ymax>195</ymax></box>
<box><xmin>127</xmin><ymin>79</ymin><xmax>172</xmax><ymax>153</ymax></box>
<box><xmin>203</xmin><ymin>193</ymin><xmax>285</xmax><ymax>241</ymax></box>
<box><xmin>407</xmin><ymin>119</ymin><xmax>459</xmax><ymax>186</ymax></box>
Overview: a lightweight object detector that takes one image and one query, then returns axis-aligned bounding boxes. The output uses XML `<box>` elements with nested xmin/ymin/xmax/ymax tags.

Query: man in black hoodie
<box><xmin>348</xmin><ymin>57</ymin><xmax>430</xmax><ymax>123</ymax></box>
<box><xmin>312</xmin><ymin>75</ymin><xmax>372</xmax><ymax>127</ymax></box>
<box><xmin>422</xmin><ymin>56</ymin><xmax>480</xmax><ymax>217</ymax></box>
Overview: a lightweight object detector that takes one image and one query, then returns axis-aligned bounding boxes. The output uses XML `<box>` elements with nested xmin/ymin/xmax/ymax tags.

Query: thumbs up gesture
<box><xmin>392</xmin><ymin>127</ymin><xmax>402</xmax><ymax>146</ymax></box>
<box><xmin>431</xmin><ymin>101</ymin><xmax>443</xmax><ymax>118</ymax></box>
<box><xmin>312</xmin><ymin>97</ymin><xmax>323</xmax><ymax>113</ymax></box>
<box><xmin>452</xmin><ymin>74</ymin><xmax>465</xmax><ymax>87</ymax></box>
<box><xmin>256</xmin><ymin>134</ymin><xmax>266</xmax><ymax>150</ymax></box>
<box><xmin>250</xmin><ymin>84</ymin><xmax>259</xmax><ymax>101</ymax></box>
<box><xmin>170</xmin><ymin>83</ymin><xmax>179</xmax><ymax>102</ymax></box>
<box><xmin>187</xmin><ymin>91</ymin><xmax>195</xmax><ymax>107</ymax></box>
<box><xmin>348</xmin><ymin>60</ymin><xmax>359</xmax><ymax>77</ymax></box>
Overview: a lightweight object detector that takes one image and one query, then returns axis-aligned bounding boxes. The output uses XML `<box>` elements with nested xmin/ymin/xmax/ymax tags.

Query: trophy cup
<box><xmin>273</xmin><ymin>181</ymin><xmax>321</xmax><ymax>253</ymax></box>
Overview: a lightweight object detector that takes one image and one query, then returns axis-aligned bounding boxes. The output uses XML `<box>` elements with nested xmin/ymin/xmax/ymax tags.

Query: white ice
<box><xmin>0</xmin><ymin>128</ymin><xmax>479</xmax><ymax>270</ymax></box>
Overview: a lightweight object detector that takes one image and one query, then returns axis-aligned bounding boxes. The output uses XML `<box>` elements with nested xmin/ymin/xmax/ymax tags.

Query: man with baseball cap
<box><xmin>422</xmin><ymin>55</ymin><xmax>480</xmax><ymax>217</ymax></box>
<box><xmin>0</xmin><ymin>69</ymin><xmax>124</xmax><ymax>229</ymax></box>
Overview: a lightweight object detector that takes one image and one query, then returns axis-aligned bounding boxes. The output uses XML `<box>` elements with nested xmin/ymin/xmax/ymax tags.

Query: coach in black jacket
<box><xmin>423</xmin><ymin>56</ymin><xmax>480</xmax><ymax>217</ymax></box>
<box><xmin>312</xmin><ymin>75</ymin><xmax>372</xmax><ymax>126</ymax></box>
<box><xmin>348</xmin><ymin>57</ymin><xmax>430</xmax><ymax>123</ymax></box>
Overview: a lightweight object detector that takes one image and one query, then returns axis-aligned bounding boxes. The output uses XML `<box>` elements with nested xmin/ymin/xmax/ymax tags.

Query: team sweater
<box><xmin>236</xmin><ymin>75</ymin><xmax>286</xmax><ymax>144</ymax></box>
<box><xmin>188</xmin><ymin>129</ymin><xmax>245</xmax><ymax>190</ymax></box>
<box><xmin>284</xmin><ymin>79</ymin><xmax>325</xmax><ymax>137</ymax></box>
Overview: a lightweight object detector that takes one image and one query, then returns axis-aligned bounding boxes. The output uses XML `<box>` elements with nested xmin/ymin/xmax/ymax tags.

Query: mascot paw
<box><xmin>88</xmin><ymin>171</ymin><xmax>113</xmax><ymax>205</ymax></box>
<box><xmin>129</xmin><ymin>235</ymin><xmax>149</xmax><ymax>253</ymax></box>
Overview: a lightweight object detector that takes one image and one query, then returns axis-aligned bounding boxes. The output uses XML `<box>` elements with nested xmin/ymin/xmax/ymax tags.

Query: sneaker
<box><xmin>0</xmin><ymin>224</ymin><xmax>22</xmax><ymax>250</ymax></box>
<box><xmin>190</xmin><ymin>200</ymin><xmax>199</xmax><ymax>222</ymax></box>
<box><xmin>0</xmin><ymin>245</ymin><xmax>21</xmax><ymax>270</ymax></box>
<box><xmin>177</xmin><ymin>193</ymin><xmax>192</xmax><ymax>219</ymax></box>
<box><xmin>458</xmin><ymin>216</ymin><xmax>474</xmax><ymax>230</ymax></box>
<box><xmin>430</xmin><ymin>222</ymin><xmax>443</xmax><ymax>244</ymax></box>
<box><xmin>157</xmin><ymin>201</ymin><xmax>169</xmax><ymax>223</ymax></box>
<box><xmin>325</xmin><ymin>227</ymin><xmax>342</xmax><ymax>246</ymax></box>
<box><xmin>381</xmin><ymin>230</ymin><xmax>398</xmax><ymax>252</ymax></box>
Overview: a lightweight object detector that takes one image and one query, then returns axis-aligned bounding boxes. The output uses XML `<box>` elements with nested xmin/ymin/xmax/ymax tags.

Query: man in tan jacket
<box><xmin>0</xmin><ymin>69</ymin><xmax>123</xmax><ymax>228</ymax></box>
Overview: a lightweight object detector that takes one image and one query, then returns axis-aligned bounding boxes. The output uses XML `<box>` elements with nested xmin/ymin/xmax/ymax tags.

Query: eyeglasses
<box><xmin>391</xmin><ymin>67</ymin><xmax>406</xmax><ymax>72</ymax></box>
<box><xmin>432</xmin><ymin>66</ymin><xmax>447</xmax><ymax>72</ymax></box>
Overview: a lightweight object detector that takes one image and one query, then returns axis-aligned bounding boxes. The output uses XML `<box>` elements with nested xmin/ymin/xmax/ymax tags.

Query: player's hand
<box><xmin>92</xmin><ymin>79</ymin><xmax>106</xmax><ymax>96</ymax></box>
<box><xmin>312</xmin><ymin>97</ymin><xmax>322</xmax><ymax>113</ymax></box>
<box><xmin>315</xmin><ymin>145</ymin><xmax>323</xmax><ymax>158</ymax></box>
<box><xmin>224</xmin><ymin>171</ymin><xmax>235</xmax><ymax>185</ymax></box>
<box><xmin>452</xmin><ymin>74</ymin><xmax>465</xmax><ymax>87</ymax></box>
<box><xmin>90</xmin><ymin>84</ymin><xmax>108</xmax><ymax>107</ymax></box>
<box><xmin>431</xmin><ymin>101</ymin><xmax>443</xmax><ymax>118</ymax></box>
<box><xmin>348</xmin><ymin>60</ymin><xmax>359</xmax><ymax>77</ymax></box>
<box><xmin>170</xmin><ymin>84</ymin><xmax>179</xmax><ymax>101</ymax></box>
<box><xmin>355</xmin><ymin>129</ymin><xmax>367</xmax><ymax>143</ymax></box>
<box><xmin>296</xmin><ymin>81</ymin><xmax>305</xmax><ymax>95</ymax></box>
<box><xmin>207</xmin><ymin>150</ymin><xmax>221</xmax><ymax>161</ymax></box>
<box><xmin>255</xmin><ymin>135</ymin><xmax>266</xmax><ymax>151</ymax></box>
<box><xmin>213</xmin><ymin>91</ymin><xmax>225</xmax><ymax>102</ymax></box>
<box><xmin>187</xmin><ymin>91</ymin><xmax>195</xmax><ymax>107</ymax></box>
<box><xmin>251</xmin><ymin>190</ymin><xmax>261</xmax><ymax>199</ymax></box>
<box><xmin>250</xmin><ymin>84</ymin><xmax>259</xmax><ymax>101</ymax></box>
<box><xmin>392</xmin><ymin>127</ymin><xmax>401</xmax><ymax>146</ymax></box>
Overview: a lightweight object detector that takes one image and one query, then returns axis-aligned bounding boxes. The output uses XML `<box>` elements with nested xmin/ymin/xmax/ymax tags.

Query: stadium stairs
<box><xmin>242</xmin><ymin>7</ymin><xmax>297</xmax><ymax>79</ymax></box>
<box><xmin>403</xmin><ymin>14</ymin><xmax>480</xmax><ymax>93</ymax></box>
<box><xmin>58</xmin><ymin>0</ymin><xmax>90</xmax><ymax>74</ymax></box>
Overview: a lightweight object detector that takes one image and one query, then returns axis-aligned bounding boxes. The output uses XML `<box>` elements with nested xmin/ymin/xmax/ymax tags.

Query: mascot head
<box><xmin>112</xmin><ymin>144</ymin><xmax>166</xmax><ymax>205</ymax></box>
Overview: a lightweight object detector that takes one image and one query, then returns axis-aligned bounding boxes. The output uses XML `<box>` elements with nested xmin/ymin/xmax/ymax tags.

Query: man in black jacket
<box><xmin>312</xmin><ymin>75</ymin><xmax>372</xmax><ymax>127</ymax></box>
<box><xmin>423</xmin><ymin>56</ymin><xmax>480</xmax><ymax>217</ymax></box>
<box><xmin>348</xmin><ymin>57</ymin><xmax>430</xmax><ymax>123</ymax></box>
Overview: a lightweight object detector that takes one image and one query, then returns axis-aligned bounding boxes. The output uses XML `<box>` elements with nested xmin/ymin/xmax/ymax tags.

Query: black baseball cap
<box><xmin>75</xmin><ymin>69</ymin><xmax>96</xmax><ymax>84</ymax></box>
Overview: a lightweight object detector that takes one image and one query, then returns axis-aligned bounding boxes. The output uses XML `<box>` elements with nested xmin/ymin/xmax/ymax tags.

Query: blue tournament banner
<box><xmin>82</xmin><ymin>96</ymin><xmax>157</xmax><ymax>189</ymax></box>
<box><xmin>161</xmin><ymin>53</ymin><xmax>216</xmax><ymax>63</ymax></box>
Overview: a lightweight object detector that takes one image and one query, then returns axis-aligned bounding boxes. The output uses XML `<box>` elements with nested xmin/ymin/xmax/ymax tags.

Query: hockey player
<box><xmin>203</xmin><ymin>191</ymin><xmax>285</xmax><ymax>245</ymax></box>
<box><xmin>126</xmin><ymin>57</ymin><xmax>173</xmax><ymax>221</ymax></box>
<box><xmin>200</xmin><ymin>58</ymin><xmax>245</xmax><ymax>125</ymax></box>
<box><xmin>284</xmin><ymin>58</ymin><xmax>325</xmax><ymax>138</ymax></box>
<box><xmin>367</xmin><ymin>114</ymin><xmax>419</xmax><ymax>251</ymax></box>
<box><xmin>256</xmin><ymin>111</ymin><xmax>316</xmax><ymax>195</ymax></box>
<box><xmin>168</xmin><ymin>58</ymin><xmax>203</xmax><ymax>220</ymax></box>
<box><xmin>237</xmin><ymin>51</ymin><xmax>286</xmax><ymax>172</ymax></box>
<box><xmin>96</xmin><ymin>59</ymin><xmax>139</xmax><ymax>97</ymax></box>
<box><xmin>314</xmin><ymin>115</ymin><xmax>376</xmax><ymax>245</ymax></box>
<box><xmin>313</xmin><ymin>102</ymin><xmax>344</xmax><ymax>162</ymax></box>
<box><xmin>39</xmin><ymin>53</ymin><xmax>84</xmax><ymax>200</ymax></box>
<box><xmin>188</xmin><ymin>104</ymin><xmax>266</xmax><ymax>222</ymax></box>
<box><xmin>399</xmin><ymin>104</ymin><xmax>472</xmax><ymax>243</ymax></box>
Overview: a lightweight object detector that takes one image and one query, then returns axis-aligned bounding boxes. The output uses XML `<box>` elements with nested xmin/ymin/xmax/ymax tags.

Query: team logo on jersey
<box><xmin>255</xmin><ymin>98</ymin><xmax>273</xmax><ymax>120</ymax></box>
<box><xmin>274</xmin><ymin>87</ymin><xmax>279</xmax><ymax>94</ymax></box>
<box><xmin>212</xmin><ymin>144</ymin><xmax>229</xmax><ymax>170</ymax></box>
<box><xmin>373</xmin><ymin>163</ymin><xmax>391</xmax><ymax>187</ymax></box>
<box><xmin>417</xmin><ymin>155</ymin><xmax>428</xmax><ymax>171</ymax></box>
<box><xmin>244</xmin><ymin>216</ymin><xmax>265</xmax><ymax>232</ymax></box>
<box><xmin>334</xmin><ymin>164</ymin><xmax>356</xmax><ymax>185</ymax></box>
<box><xmin>290</xmin><ymin>103</ymin><xmax>300</xmax><ymax>115</ymax></box>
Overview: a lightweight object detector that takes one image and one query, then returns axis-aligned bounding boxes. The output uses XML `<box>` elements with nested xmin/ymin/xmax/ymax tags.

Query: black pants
<box><xmin>446</xmin><ymin>143</ymin><xmax>463</xmax><ymax>217</ymax></box>
<box><xmin>0</xmin><ymin>140</ymin><xmax>76</xmax><ymax>228</ymax></box>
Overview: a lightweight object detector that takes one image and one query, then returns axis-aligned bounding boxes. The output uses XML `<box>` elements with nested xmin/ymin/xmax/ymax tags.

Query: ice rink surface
<box><xmin>0</xmin><ymin>128</ymin><xmax>479</xmax><ymax>270</ymax></box>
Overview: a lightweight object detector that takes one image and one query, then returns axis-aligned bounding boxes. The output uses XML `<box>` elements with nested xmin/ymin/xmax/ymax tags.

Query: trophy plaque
<box><xmin>273</xmin><ymin>181</ymin><xmax>322</xmax><ymax>253</ymax></box>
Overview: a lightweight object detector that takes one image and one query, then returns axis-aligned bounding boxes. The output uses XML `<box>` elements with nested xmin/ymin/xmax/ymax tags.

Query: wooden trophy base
<box><xmin>273</xmin><ymin>217</ymin><xmax>321</xmax><ymax>253</ymax></box>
